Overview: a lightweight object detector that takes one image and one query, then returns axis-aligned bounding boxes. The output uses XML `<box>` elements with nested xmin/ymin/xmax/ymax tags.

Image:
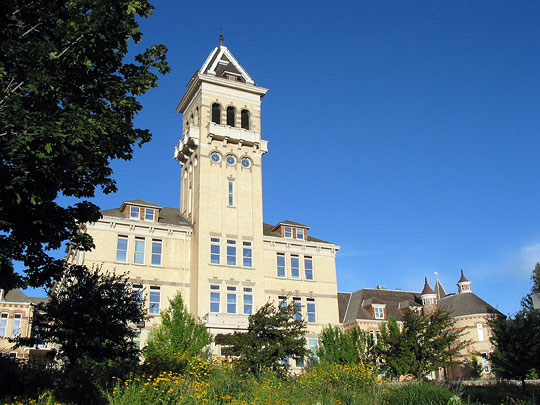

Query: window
<box><xmin>295</xmin><ymin>357</ymin><xmax>304</xmax><ymax>368</ymax></box>
<box><xmin>369</xmin><ymin>330</ymin><xmax>376</xmax><ymax>343</ymax></box>
<box><xmin>374</xmin><ymin>307</ymin><xmax>385</xmax><ymax>319</ymax></box>
<box><xmin>227</xmin><ymin>286</ymin><xmax>237</xmax><ymax>314</ymax></box>
<box><xmin>228</xmin><ymin>180</ymin><xmax>234</xmax><ymax>206</ymax></box>
<box><xmin>151</xmin><ymin>239</ymin><xmax>162</xmax><ymax>266</ymax></box>
<box><xmin>210</xmin><ymin>285</ymin><xmax>220</xmax><ymax>312</ymax></box>
<box><xmin>296</xmin><ymin>228</ymin><xmax>305</xmax><ymax>240</ymax></box>
<box><xmin>132</xmin><ymin>284</ymin><xmax>143</xmax><ymax>308</ymax></box>
<box><xmin>226</xmin><ymin>106</ymin><xmax>235</xmax><ymax>126</ymax></box>
<box><xmin>9</xmin><ymin>352</ymin><xmax>17</xmax><ymax>358</ymax></box>
<box><xmin>11</xmin><ymin>313</ymin><xmax>22</xmax><ymax>338</ymax></box>
<box><xmin>284</xmin><ymin>227</ymin><xmax>292</xmax><ymax>238</ymax></box>
<box><xmin>481</xmin><ymin>353</ymin><xmax>490</xmax><ymax>373</ymax></box>
<box><xmin>134</xmin><ymin>237</ymin><xmax>145</xmax><ymax>264</ymax></box>
<box><xmin>0</xmin><ymin>313</ymin><xmax>8</xmax><ymax>337</ymax></box>
<box><xmin>116</xmin><ymin>235</ymin><xmax>128</xmax><ymax>263</ymax></box>
<box><xmin>293</xmin><ymin>297</ymin><xmax>302</xmax><ymax>321</ymax></box>
<box><xmin>308</xmin><ymin>338</ymin><xmax>318</xmax><ymax>359</ymax></box>
<box><xmin>211</xmin><ymin>103</ymin><xmax>221</xmax><ymax>124</ymax></box>
<box><xmin>243</xmin><ymin>241</ymin><xmax>252</xmax><ymax>267</ymax></box>
<box><xmin>149</xmin><ymin>286</ymin><xmax>160</xmax><ymax>314</ymax></box>
<box><xmin>145</xmin><ymin>208</ymin><xmax>155</xmax><ymax>221</ymax></box>
<box><xmin>210</xmin><ymin>237</ymin><xmax>221</xmax><ymax>264</ymax></box>
<box><xmin>276</xmin><ymin>253</ymin><xmax>286</xmax><ymax>278</ymax></box>
<box><xmin>307</xmin><ymin>298</ymin><xmax>316</xmax><ymax>323</ymax></box>
<box><xmin>241</xmin><ymin>109</ymin><xmax>250</xmax><ymax>130</ymax></box>
<box><xmin>243</xmin><ymin>287</ymin><xmax>253</xmax><ymax>314</ymax></box>
<box><xmin>227</xmin><ymin>239</ymin><xmax>237</xmax><ymax>266</ymax></box>
<box><xmin>130</xmin><ymin>206</ymin><xmax>140</xmax><ymax>219</ymax></box>
<box><xmin>291</xmin><ymin>255</ymin><xmax>300</xmax><ymax>279</ymax></box>
<box><xmin>477</xmin><ymin>323</ymin><xmax>485</xmax><ymax>342</ymax></box>
<box><xmin>278</xmin><ymin>296</ymin><xmax>287</xmax><ymax>310</ymax></box>
<box><xmin>304</xmin><ymin>256</ymin><xmax>313</xmax><ymax>280</ymax></box>
<box><xmin>188</xmin><ymin>184</ymin><xmax>193</xmax><ymax>215</ymax></box>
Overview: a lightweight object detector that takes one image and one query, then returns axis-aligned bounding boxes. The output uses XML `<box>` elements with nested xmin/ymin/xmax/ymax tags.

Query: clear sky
<box><xmin>25</xmin><ymin>1</ymin><xmax>540</xmax><ymax>316</ymax></box>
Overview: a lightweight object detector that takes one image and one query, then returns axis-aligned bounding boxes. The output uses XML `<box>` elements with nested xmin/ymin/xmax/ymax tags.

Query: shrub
<box><xmin>385</xmin><ymin>381</ymin><xmax>458</xmax><ymax>405</ymax></box>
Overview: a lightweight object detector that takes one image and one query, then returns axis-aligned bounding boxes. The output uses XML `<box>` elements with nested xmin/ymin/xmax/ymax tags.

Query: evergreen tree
<box><xmin>469</xmin><ymin>355</ymin><xmax>484</xmax><ymax>379</ymax></box>
<box><xmin>215</xmin><ymin>301</ymin><xmax>307</xmax><ymax>374</ymax></box>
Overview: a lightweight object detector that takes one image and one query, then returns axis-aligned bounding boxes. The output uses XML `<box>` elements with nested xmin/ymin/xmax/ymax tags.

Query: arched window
<box><xmin>211</xmin><ymin>103</ymin><xmax>221</xmax><ymax>124</ymax></box>
<box><xmin>241</xmin><ymin>109</ymin><xmax>250</xmax><ymax>130</ymax></box>
<box><xmin>226</xmin><ymin>106</ymin><xmax>236</xmax><ymax>127</ymax></box>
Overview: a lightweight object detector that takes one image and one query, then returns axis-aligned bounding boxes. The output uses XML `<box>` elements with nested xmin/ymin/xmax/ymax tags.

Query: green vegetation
<box><xmin>317</xmin><ymin>324</ymin><xmax>376</xmax><ymax>366</ymax></box>
<box><xmin>0</xmin><ymin>0</ymin><xmax>169</xmax><ymax>290</ymax></box>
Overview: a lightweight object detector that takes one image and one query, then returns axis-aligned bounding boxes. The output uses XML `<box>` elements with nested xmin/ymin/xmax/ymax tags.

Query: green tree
<box><xmin>469</xmin><ymin>355</ymin><xmax>483</xmax><ymax>379</ymax></box>
<box><xmin>377</xmin><ymin>309</ymin><xmax>466</xmax><ymax>380</ymax></box>
<box><xmin>317</xmin><ymin>324</ymin><xmax>376</xmax><ymax>366</ymax></box>
<box><xmin>215</xmin><ymin>301</ymin><xmax>308</xmax><ymax>374</ymax></box>
<box><xmin>144</xmin><ymin>292</ymin><xmax>212</xmax><ymax>361</ymax></box>
<box><xmin>16</xmin><ymin>264</ymin><xmax>145</xmax><ymax>403</ymax></box>
<box><xmin>0</xmin><ymin>0</ymin><xmax>169</xmax><ymax>290</ymax></box>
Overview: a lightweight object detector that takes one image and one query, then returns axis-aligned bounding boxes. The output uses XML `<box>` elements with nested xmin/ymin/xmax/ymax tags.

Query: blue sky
<box><xmin>26</xmin><ymin>1</ymin><xmax>540</xmax><ymax>315</ymax></box>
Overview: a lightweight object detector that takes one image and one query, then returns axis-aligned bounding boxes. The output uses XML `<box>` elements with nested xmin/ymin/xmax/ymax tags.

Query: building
<box><xmin>338</xmin><ymin>270</ymin><xmax>502</xmax><ymax>379</ymax></box>
<box><xmin>68</xmin><ymin>39</ymin><xmax>340</xmax><ymax>366</ymax></box>
<box><xmin>0</xmin><ymin>289</ymin><xmax>49</xmax><ymax>360</ymax></box>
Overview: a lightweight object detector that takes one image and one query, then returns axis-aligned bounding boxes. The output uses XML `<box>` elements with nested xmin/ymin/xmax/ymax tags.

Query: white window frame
<box><xmin>242</xmin><ymin>241</ymin><xmax>252</xmax><ymax>267</ymax></box>
<box><xmin>132</xmin><ymin>284</ymin><xmax>143</xmax><ymax>309</ymax></box>
<box><xmin>278</xmin><ymin>296</ymin><xmax>287</xmax><ymax>310</ymax></box>
<box><xmin>293</xmin><ymin>297</ymin><xmax>302</xmax><ymax>321</ymax></box>
<box><xmin>145</xmin><ymin>208</ymin><xmax>155</xmax><ymax>221</ymax></box>
<box><xmin>130</xmin><ymin>206</ymin><xmax>140</xmax><ymax>219</ymax></box>
<box><xmin>134</xmin><ymin>237</ymin><xmax>145</xmax><ymax>265</ymax></box>
<box><xmin>210</xmin><ymin>285</ymin><xmax>220</xmax><ymax>313</ymax></box>
<box><xmin>11</xmin><ymin>313</ymin><xmax>22</xmax><ymax>338</ymax></box>
<box><xmin>374</xmin><ymin>306</ymin><xmax>385</xmax><ymax>319</ymax></box>
<box><xmin>276</xmin><ymin>253</ymin><xmax>286</xmax><ymax>278</ymax></box>
<box><xmin>296</xmin><ymin>228</ymin><xmax>305</xmax><ymax>240</ymax></box>
<box><xmin>477</xmin><ymin>323</ymin><xmax>485</xmax><ymax>342</ymax></box>
<box><xmin>151</xmin><ymin>239</ymin><xmax>162</xmax><ymax>266</ymax></box>
<box><xmin>481</xmin><ymin>352</ymin><xmax>490</xmax><ymax>373</ymax></box>
<box><xmin>116</xmin><ymin>235</ymin><xmax>128</xmax><ymax>263</ymax></box>
<box><xmin>0</xmin><ymin>313</ymin><xmax>8</xmax><ymax>337</ymax></box>
<box><xmin>284</xmin><ymin>226</ymin><xmax>292</xmax><ymax>238</ymax></box>
<box><xmin>226</xmin><ymin>239</ymin><xmax>237</xmax><ymax>266</ymax></box>
<box><xmin>243</xmin><ymin>287</ymin><xmax>253</xmax><ymax>315</ymax></box>
<box><xmin>149</xmin><ymin>286</ymin><xmax>160</xmax><ymax>314</ymax></box>
<box><xmin>291</xmin><ymin>255</ymin><xmax>300</xmax><ymax>279</ymax></box>
<box><xmin>210</xmin><ymin>237</ymin><xmax>221</xmax><ymax>264</ymax></box>
<box><xmin>228</xmin><ymin>180</ymin><xmax>234</xmax><ymax>207</ymax></box>
<box><xmin>306</xmin><ymin>298</ymin><xmax>316</xmax><ymax>323</ymax></box>
<box><xmin>304</xmin><ymin>256</ymin><xmax>313</xmax><ymax>280</ymax></box>
<box><xmin>226</xmin><ymin>286</ymin><xmax>237</xmax><ymax>314</ymax></box>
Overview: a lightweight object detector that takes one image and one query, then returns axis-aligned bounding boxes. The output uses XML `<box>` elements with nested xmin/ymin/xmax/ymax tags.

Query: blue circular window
<box><xmin>226</xmin><ymin>155</ymin><xmax>236</xmax><ymax>165</ymax></box>
<box><xmin>241</xmin><ymin>157</ymin><xmax>251</xmax><ymax>168</ymax></box>
<box><xmin>210</xmin><ymin>152</ymin><xmax>221</xmax><ymax>163</ymax></box>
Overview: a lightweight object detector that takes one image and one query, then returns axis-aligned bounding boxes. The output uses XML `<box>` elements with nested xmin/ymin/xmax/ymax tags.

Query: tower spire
<box><xmin>219</xmin><ymin>28</ymin><xmax>224</xmax><ymax>46</ymax></box>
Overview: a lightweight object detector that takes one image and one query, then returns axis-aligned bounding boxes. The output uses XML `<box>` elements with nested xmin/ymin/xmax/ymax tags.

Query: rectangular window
<box><xmin>151</xmin><ymin>239</ymin><xmax>162</xmax><ymax>266</ymax></box>
<box><xmin>149</xmin><ymin>286</ymin><xmax>160</xmax><ymax>314</ymax></box>
<box><xmin>130</xmin><ymin>206</ymin><xmax>140</xmax><ymax>219</ymax></box>
<box><xmin>477</xmin><ymin>323</ymin><xmax>485</xmax><ymax>342</ymax></box>
<box><xmin>374</xmin><ymin>307</ymin><xmax>385</xmax><ymax>319</ymax></box>
<box><xmin>295</xmin><ymin>357</ymin><xmax>304</xmax><ymax>368</ymax></box>
<box><xmin>210</xmin><ymin>285</ymin><xmax>220</xmax><ymax>313</ymax></box>
<box><xmin>242</xmin><ymin>241</ymin><xmax>252</xmax><ymax>267</ymax></box>
<box><xmin>227</xmin><ymin>286</ymin><xmax>237</xmax><ymax>314</ymax></box>
<box><xmin>228</xmin><ymin>180</ymin><xmax>234</xmax><ymax>207</ymax></box>
<box><xmin>278</xmin><ymin>296</ymin><xmax>287</xmax><ymax>310</ymax></box>
<box><xmin>0</xmin><ymin>313</ymin><xmax>8</xmax><ymax>337</ymax></box>
<box><xmin>243</xmin><ymin>287</ymin><xmax>253</xmax><ymax>315</ymax></box>
<box><xmin>293</xmin><ymin>297</ymin><xmax>302</xmax><ymax>321</ymax></box>
<box><xmin>145</xmin><ymin>208</ymin><xmax>155</xmax><ymax>221</ymax></box>
<box><xmin>284</xmin><ymin>227</ymin><xmax>292</xmax><ymax>238</ymax></box>
<box><xmin>9</xmin><ymin>352</ymin><xmax>17</xmax><ymax>358</ymax></box>
<box><xmin>296</xmin><ymin>228</ymin><xmax>305</xmax><ymax>240</ymax></box>
<box><xmin>308</xmin><ymin>338</ymin><xmax>318</xmax><ymax>359</ymax></box>
<box><xmin>291</xmin><ymin>255</ymin><xmax>300</xmax><ymax>279</ymax></box>
<box><xmin>304</xmin><ymin>256</ymin><xmax>313</xmax><ymax>280</ymax></box>
<box><xmin>481</xmin><ymin>353</ymin><xmax>490</xmax><ymax>373</ymax></box>
<box><xmin>227</xmin><ymin>239</ymin><xmax>236</xmax><ymax>266</ymax></box>
<box><xmin>132</xmin><ymin>284</ymin><xmax>143</xmax><ymax>308</ymax></box>
<box><xmin>11</xmin><ymin>313</ymin><xmax>22</xmax><ymax>338</ymax></box>
<box><xmin>134</xmin><ymin>237</ymin><xmax>145</xmax><ymax>264</ymax></box>
<box><xmin>210</xmin><ymin>237</ymin><xmax>221</xmax><ymax>264</ymax></box>
<box><xmin>276</xmin><ymin>253</ymin><xmax>286</xmax><ymax>278</ymax></box>
<box><xmin>307</xmin><ymin>298</ymin><xmax>316</xmax><ymax>323</ymax></box>
<box><xmin>116</xmin><ymin>235</ymin><xmax>128</xmax><ymax>263</ymax></box>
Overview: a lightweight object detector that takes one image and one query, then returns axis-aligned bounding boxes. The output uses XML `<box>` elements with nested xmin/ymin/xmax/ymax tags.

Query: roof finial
<box><xmin>219</xmin><ymin>28</ymin><xmax>224</xmax><ymax>46</ymax></box>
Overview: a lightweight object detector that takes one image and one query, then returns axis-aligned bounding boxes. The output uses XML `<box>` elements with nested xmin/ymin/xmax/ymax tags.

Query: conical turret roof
<box><xmin>458</xmin><ymin>269</ymin><xmax>470</xmax><ymax>283</ymax></box>
<box><xmin>421</xmin><ymin>277</ymin><xmax>436</xmax><ymax>295</ymax></box>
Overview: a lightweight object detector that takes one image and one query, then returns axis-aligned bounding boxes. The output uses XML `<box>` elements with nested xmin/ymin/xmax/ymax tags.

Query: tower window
<box><xmin>226</xmin><ymin>106</ymin><xmax>236</xmax><ymax>127</ymax></box>
<box><xmin>241</xmin><ymin>109</ymin><xmax>250</xmax><ymax>130</ymax></box>
<box><xmin>211</xmin><ymin>103</ymin><xmax>221</xmax><ymax>124</ymax></box>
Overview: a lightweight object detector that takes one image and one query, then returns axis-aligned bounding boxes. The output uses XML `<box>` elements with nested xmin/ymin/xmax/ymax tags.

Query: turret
<box><xmin>420</xmin><ymin>277</ymin><xmax>437</xmax><ymax>306</ymax></box>
<box><xmin>457</xmin><ymin>269</ymin><xmax>472</xmax><ymax>293</ymax></box>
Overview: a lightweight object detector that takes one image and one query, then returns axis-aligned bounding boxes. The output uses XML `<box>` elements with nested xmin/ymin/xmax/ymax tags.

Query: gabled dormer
<box><xmin>270</xmin><ymin>221</ymin><xmax>310</xmax><ymax>241</ymax></box>
<box><xmin>120</xmin><ymin>200</ymin><xmax>162</xmax><ymax>223</ymax></box>
<box><xmin>361</xmin><ymin>297</ymin><xmax>387</xmax><ymax>320</ymax></box>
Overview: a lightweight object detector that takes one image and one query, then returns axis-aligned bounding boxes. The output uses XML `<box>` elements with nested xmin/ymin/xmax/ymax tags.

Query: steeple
<box><xmin>420</xmin><ymin>277</ymin><xmax>437</xmax><ymax>306</ymax></box>
<box><xmin>457</xmin><ymin>269</ymin><xmax>472</xmax><ymax>293</ymax></box>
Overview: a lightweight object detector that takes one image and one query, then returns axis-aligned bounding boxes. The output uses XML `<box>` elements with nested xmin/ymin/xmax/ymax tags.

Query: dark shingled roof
<box><xmin>338</xmin><ymin>292</ymin><xmax>351</xmax><ymax>323</ymax></box>
<box><xmin>458</xmin><ymin>269</ymin><xmax>470</xmax><ymax>283</ymax></box>
<box><xmin>101</xmin><ymin>206</ymin><xmax>191</xmax><ymax>227</ymax></box>
<box><xmin>123</xmin><ymin>199</ymin><xmax>162</xmax><ymax>208</ymax></box>
<box><xmin>439</xmin><ymin>292</ymin><xmax>501</xmax><ymax>317</ymax></box>
<box><xmin>275</xmin><ymin>220</ymin><xmax>310</xmax><ymax>229</ymax></box>
<box><xmin>3</xmin><ymin>289</ymin><xmax>47</xmax><ymax>305</ymax></box>
<box><xmin>421</xmin><ymin>278</ymin><xmax>436</xmax><ymax>295</ymax></box>
<box><xmin>262</xmin><ymin>223</ymin><xmax>331</xmax><ymax>244</ymax></box>
<box><xmin>341</xmin><ymin>289</ymin><xmax>423</xmax><ymax>323</ymax></box>
<box><xmin>435</xmin><ymin>279</ymin><xmax>447</xmax><ymax>299</ymax></box>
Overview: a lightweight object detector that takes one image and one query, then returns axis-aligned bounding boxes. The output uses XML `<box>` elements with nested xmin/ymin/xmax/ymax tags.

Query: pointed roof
<box><xmin>200</xmin><ymin>44</ymin><xmax>255</xmax><ymax>84</ymax></box>
<box><xmin>435</xmin><ymin>279</ymin><xmax>447</xmax><ymax>299</ymax></box>
<box><xmin>458</xmin><ymin>269</ymin><xmax>470</xmax><ymax>283</ymax></box>
<box><xmin>421</xmin><ymin>277</ymin><xmax>436</xmax><ymax>296</ymax></box>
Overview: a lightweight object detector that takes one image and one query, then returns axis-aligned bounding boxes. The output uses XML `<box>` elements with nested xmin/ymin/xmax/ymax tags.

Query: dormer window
<box><xmin>296</xmin><ymin>228</ymin><xmax>305</xmax><ymax>240</ymax></box>
<box><xmin>145</xmin><ymin>208</ymin><xmax>155</xmax><ymax>221</ymax></box>
<box><xmin>284</xmin><ymin>227</ymin><xmax>292</xmax><ymax>238</ymax></box>
<box><xmin>130</xmin><ymin>206</ymin><xmax>140</xmax><ymax>219</ymax></box>
<box><xmin>374</xmin><ymin>306</ymin><xmax>385</xmax><ymax>319</ymax></box>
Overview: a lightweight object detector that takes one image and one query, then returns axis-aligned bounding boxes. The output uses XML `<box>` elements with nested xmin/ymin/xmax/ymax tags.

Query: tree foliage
<box><xmin>377</xmin><ymin>309</ymin><xmax>466</xmax><ymax>380</ymax></box>
<box><xmin>215</xmin><ymin>301</ymin><xmax>308</xmax><ymax>374</ymax></box>
<box><xmin>469</xmin><ymin>355</ymin><xmax>483</xmax><ymax>379</ymax></box>
<box><xmin>0</xmin><ymin>0</ymin><xmax>169</xmax><ymax>290</ymax></box>
<box><xmin>144</xmin><ymin>292</ymin><xmax>212</xmax><ymax>361</ymax></box>
<box><xmin>489</xmin><ymin>263</ymin><xmax>540</xmax><ymax>384</ymax></box>
<box><xmin>317</xmin><ymin>324</ymin><xmax>376</xmax><ymax>366</ymax></box>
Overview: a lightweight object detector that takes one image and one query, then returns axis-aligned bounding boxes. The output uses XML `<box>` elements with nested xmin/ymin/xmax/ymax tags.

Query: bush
<box><xmin>385</xmin><ymin>381</ymin><xmax>459</xmax><ymax>405</ymax></box>
<box><xmin>463</xmin><ymin>382</ymin><xmax>540</xmax><ymax>405</ymax></box>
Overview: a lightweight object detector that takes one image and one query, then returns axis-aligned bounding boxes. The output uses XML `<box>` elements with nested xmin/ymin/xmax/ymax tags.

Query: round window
<box><xmin>210</xmin><ymin>152</ymin><xmax>221</xmax><ymax>163</ymax></box>
<box><xmin>241</xmin><ymin>157</ymin><xmax>251</xmax><ymax>168</ymax></box>
<box><xmin>226</xmin><ymin>155</ymin><xmax>236</xmax><ymax>165</ymax></box>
